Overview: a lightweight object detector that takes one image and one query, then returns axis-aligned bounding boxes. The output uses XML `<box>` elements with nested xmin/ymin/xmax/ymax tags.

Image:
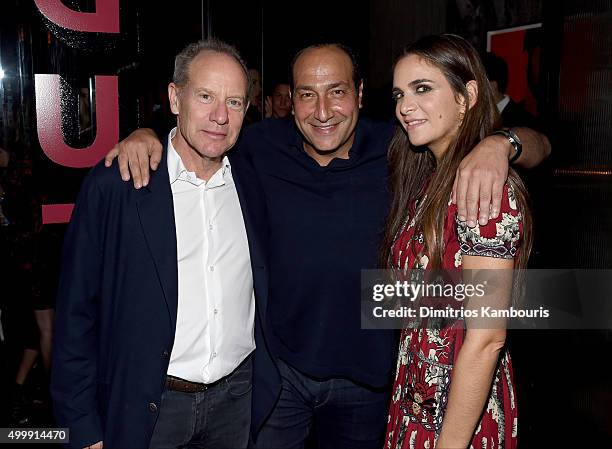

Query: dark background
<box><xmin>1</xmin><ymin>0</ymin><xmax>611</xmax><ymax>447</ymax></box>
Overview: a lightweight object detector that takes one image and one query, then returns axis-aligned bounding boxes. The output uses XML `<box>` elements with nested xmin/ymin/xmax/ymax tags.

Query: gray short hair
<box><xmin>173</xmin><ymin>38</ymin><xmax>251</xmax><ymax>99</ymax></box>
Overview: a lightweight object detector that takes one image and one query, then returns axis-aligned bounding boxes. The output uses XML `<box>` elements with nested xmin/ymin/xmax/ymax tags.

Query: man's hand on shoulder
<box><xmin>104</xmin><ymin>128</ymin><xmax>162</xmax><ymax>189</ymax></box>
<box><xmin>451</xmin><ymin>125</ymin><xmax>551</xmax><ymax>228</ymax></box>
<box><xmin>452</xmin><ymin>134</ymin><xmax>509</xmax><ymax>228</ymax></box>
<box><xmin>84</xmin><ymin>441</ymin><xmax>103</xmax><ymax>449</ymax></box>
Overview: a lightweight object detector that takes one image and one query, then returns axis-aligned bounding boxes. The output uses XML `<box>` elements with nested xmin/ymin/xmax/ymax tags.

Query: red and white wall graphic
<box><xmin>33</xmin><ymin>0</ymin><xmax>120</xmax><ymax>224</ymax></box>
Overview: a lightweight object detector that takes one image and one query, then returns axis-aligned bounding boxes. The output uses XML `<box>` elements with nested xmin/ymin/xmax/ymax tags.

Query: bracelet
<box><xmin>492</xmin><ymin>129</ymin><xmax>522</xmax><ymax>164</ymax></box>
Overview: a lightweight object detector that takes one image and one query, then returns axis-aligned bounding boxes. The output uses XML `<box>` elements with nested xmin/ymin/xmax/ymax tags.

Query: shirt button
<box><xmin>214</xmin><ymin>308</ymin><xmax>218</xmax><ymax>315</ymax></box>
<box><xmin>209</xmin><ymin>266</ymin><xmax>214</xmax><ymax>272</ymax></box>
<box><xmin>212</xmin><ymin>352</ymin><xmax>217</xmax><ymax>358</ymax></box>
<box><xmin>208</xmin><ymin>223</ymin><xmax>213</xmax><ymax>231</ymax></box>
<box><xmin>162</xmin><ymin>350</ymin><xmax>169</xmax><ymax>358</ymax></box>
<box><xmin>149</xmin><ymin>402</ymin><xmax>158</xmax><ymax>412</ymax></box>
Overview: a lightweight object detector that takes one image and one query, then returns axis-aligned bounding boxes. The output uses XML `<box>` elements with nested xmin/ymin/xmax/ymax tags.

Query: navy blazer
<box><xmin>51</xmin><ymin>143</ymin><xmax>270</xmax><ymax>449</ymax></box>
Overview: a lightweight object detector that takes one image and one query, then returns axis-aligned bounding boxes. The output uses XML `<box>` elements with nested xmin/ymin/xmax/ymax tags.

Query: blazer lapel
<box><xmin>230</xmin><ymin>153</ymin><xmax>269</xmax><ymax>318</ymax></box>
<box><xmin>136</xmin><ymin>145</ymin><xmax>178</xmax><ymax>330</ymax></box>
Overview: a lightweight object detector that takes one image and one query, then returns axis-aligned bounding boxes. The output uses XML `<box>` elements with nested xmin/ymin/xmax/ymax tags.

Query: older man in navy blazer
<box><xmin>51</xmin><ymin>39</ymin><xmax>268</xmax><ymax>449</ymax></box>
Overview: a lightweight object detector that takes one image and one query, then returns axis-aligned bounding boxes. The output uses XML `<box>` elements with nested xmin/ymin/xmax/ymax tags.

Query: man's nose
<box><xmin>211</xmin><ymin>100</ymin><xmax>229</xmax><ymax>125</ymax></box>
<box><xmin>314</xmin><ymin>96</ymin><xmax>332</xmax><ymax>122</ymax></box>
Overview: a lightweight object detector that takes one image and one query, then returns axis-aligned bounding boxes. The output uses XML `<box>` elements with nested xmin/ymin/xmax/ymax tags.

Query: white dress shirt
<box><xmin>497</xmin><ymin>94</ymin><xmax>511</xmax><ymax>114</ymax></box>
<box><xmin>166</xmin><ymin>128</ymin><xmax>255</xmax><ymax>383</ymax></box>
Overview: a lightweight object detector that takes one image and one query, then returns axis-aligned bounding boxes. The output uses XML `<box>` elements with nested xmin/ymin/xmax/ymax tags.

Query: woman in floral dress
<box><xmin>379</xmin><ymin>34</ymin><xmax>533</xmax><ymax>449</ymax></box>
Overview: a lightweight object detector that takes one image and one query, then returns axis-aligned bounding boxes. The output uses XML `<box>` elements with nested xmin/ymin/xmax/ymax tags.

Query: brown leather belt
<box><xmin>165</xmin><ymin>375</ymin><xmax>222</xmax><ymax>393</ymax></box>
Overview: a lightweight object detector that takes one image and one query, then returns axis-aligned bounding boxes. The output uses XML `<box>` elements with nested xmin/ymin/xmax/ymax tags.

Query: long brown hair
<box><xmin>379</xmin><ymin>34</ymin><xmax>532</xmax><ymax>271</ymax></box>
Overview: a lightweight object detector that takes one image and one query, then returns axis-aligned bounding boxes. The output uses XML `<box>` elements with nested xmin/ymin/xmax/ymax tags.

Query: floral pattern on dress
<box><xmin>454</xmin><ymin>250</ymin><xmax>462</xmax><ymax>267</ymax></box>
<box><xmin>456</xmin><ymin>185</ymin><xmax>522</xmax><ymax>259</ymax></box>
<box><xmin>385</xmin><ymin>184</ymin><xmax>521</xmax><ymax>449</ymax></box>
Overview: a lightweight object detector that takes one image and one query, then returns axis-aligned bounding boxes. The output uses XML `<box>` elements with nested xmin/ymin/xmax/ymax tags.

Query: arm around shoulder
<box><xmin>510</xmin><ymin>126</ymin><xmax>551</xmax><ymax>169</ymax></box>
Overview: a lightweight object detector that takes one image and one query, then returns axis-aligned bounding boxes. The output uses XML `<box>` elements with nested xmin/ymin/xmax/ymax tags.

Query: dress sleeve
<box><xmin>455</xmin><ymin>184</ymin><xmax>523</xmax><ymax>259</ymax></box>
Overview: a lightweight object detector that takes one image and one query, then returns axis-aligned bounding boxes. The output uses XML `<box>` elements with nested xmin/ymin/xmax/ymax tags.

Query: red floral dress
<box><xmin>385</xmin><ymin>184</ymin><xmax>522</xmax><ymax>449</ymax></box>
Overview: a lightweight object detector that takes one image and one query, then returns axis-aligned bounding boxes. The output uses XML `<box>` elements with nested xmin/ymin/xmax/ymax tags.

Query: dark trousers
<box><xmin>149</xmin><ymin>356</ymin><xmax>252</xmax><ymax>449</ymax></box>
<box><xmin>252</xmin><ymin>359</ymin><xmax>389</xmax><ymax>449</ymax></box>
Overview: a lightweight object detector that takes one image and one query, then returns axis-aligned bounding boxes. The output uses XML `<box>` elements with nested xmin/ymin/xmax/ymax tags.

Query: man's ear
<box><xmin>168</xmin><ymin>83</ymin><xmax>180</xmax><ymax>115</ymax></box>
<box><xmin>465</xmin><ymin>80</ymin><xmax>478</xmax><ymax>110</ymax></box>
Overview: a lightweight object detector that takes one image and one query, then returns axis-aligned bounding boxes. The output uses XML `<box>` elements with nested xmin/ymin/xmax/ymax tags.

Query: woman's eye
<box><xmin>415</xmin><ymin>85</ymin><xmax>431</xmax><ymax>94</ymax></box>
<box><xmin>392</xmin><ymin>91</ymin><xmax>403</xmax><ymax>101</ymax></box>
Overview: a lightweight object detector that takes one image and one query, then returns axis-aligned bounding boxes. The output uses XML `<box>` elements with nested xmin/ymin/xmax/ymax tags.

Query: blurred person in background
<box><xmin>0</xmin><ymin>151</ymin><xmax>50</xmax><ymax>425</ymax></box>
<box><xmin>482</xmin><ymin>51</ymin><xmax>539</xmax><ymax>129</ymax></box>
<box><xmin>265</xmin><ymin>81</ymin><xmax>292</xmax><ymax>118</ymax></box>
<box><xmin>246</xmin><ymin>67</ymin><xmax>263</xmax><ymax>124</ymax></box>
<box><xmin>0</xmin><ymin>142</ymin><xmax>65</xmax><ymax>426</ymax></box>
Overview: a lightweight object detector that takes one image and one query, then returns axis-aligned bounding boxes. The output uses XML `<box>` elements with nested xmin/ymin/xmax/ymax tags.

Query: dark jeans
<box><xmin>149</xmin><ymin>356</ymin><xmax>252</xmax><ymax>449</ymax></box>
<box><xmin>252</xmin><ymin>359</ymin><xmax>389</xmax><ymax>449</ymax></box>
